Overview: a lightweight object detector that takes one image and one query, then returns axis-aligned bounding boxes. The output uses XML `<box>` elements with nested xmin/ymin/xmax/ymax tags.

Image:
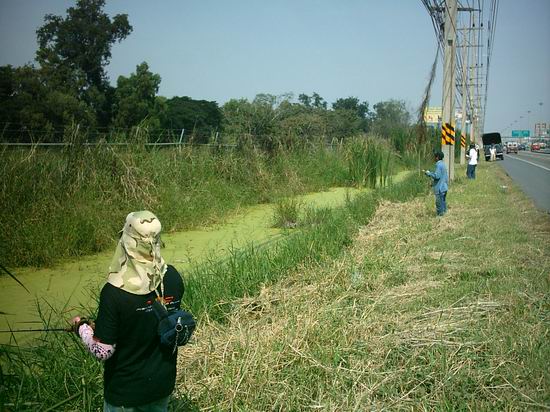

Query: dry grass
<box><xmin>176</xmin><ymin>163</ymin><xmax>550</xmax><ymax>411</ymax></box>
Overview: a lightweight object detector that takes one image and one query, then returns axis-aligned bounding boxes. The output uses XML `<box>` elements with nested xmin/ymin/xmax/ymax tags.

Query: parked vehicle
<box><xmin>506</xmin><ymin>142</ymin><xmax>518</xmax><ymax>154</ymax></box>
<box><xmin>482</xmin><ymin>132</ymin><xmax>504</xmax><ymax>161</ymax></box>
<box><xmin>531</xmin><ymin>143</ymin><xmax>541</xmax><ymax>151</ymax></box>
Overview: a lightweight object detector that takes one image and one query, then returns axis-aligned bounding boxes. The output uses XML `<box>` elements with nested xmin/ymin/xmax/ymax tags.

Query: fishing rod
<box><xmin>0</xmin><ymin>262</ymin><xmax>30</xmax><ymax>293</ymax></box>
<box><xmin>0</xmin><ymin>327</ymin><xmax>72</xmax><ymax>333</ymax></box>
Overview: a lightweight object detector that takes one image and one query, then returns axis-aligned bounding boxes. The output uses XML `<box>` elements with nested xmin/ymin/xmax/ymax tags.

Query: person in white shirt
<box><xmin>466</xmin><ymin>144</ymin><xmax>478</xmax><ymax>179</ymax></box>
<box><xmin>489</xmin><ymin>144</ymin><xmax>497</xmax><ymax>161</ymax></box>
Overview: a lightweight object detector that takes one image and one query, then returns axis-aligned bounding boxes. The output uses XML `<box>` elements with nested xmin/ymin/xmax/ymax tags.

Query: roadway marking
<box><xmin>522</xmin><ymin>151</ymin><xmax>550</xmax><ymax>158</ymax></box>
<box><xmin>505</xmin><ymin>155</ymin><xmax>550</xmax><ymax>172</ymax></box>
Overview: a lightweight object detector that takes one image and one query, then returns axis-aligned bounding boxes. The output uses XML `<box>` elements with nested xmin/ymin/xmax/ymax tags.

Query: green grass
<box><xmin>345</xmin><ymin>136</ymin><xmax>394</xmax><ymax>188</ymax></box>
<box><xmin>183</xmin><ymin>172</ymin><xmax>427</xmax><ymax>321</ymax></box>
<box><xmin>0</xmin><ymin>144</ymin><xmax>342</xmax><ymax>267</ymax></box>
<box><xmin>271</xmin><ymin>198</ymin><xmax>304</xmax><ymax>229</ymax></box>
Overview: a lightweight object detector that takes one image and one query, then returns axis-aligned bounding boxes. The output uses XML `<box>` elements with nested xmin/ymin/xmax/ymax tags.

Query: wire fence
<box><xmin>0</xmin><ymin>123</ymin><xmax>222</xmax><ymax>146</ymax></box>
<box><xmin>0</xmin><ymin>124</ymin><xmax>350</xmax><ymax>148</ymax></box>
<box><xmin>0</xmin><ymin>124</ymin><xmax>225</xmax><ymax>147</ymax></box>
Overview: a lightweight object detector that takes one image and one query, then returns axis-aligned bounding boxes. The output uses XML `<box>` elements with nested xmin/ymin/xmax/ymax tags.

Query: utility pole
<box><xmin>469</xmin><ymin>12</ymin><xmax>478</xmax><ymax>147</ymax></box>
<box><xmin>441</xmin><ymin>0</ymin><xmax>458</xmax><ymax>180</ymax></box>
<box><xmin>459</xmin><ymin>12</ymin><xmax>471</xmax><ymax>165</ymax></box>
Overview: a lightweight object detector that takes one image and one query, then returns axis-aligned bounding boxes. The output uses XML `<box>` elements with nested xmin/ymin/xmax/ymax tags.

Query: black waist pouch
<box><xmin>152</xmin><ymin>300</ymin><xmax>196</xmax><ymax>351</ymax></box>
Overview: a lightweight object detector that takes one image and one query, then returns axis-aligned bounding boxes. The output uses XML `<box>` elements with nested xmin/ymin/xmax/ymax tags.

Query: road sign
<box><xmin>512</xmin><ymin>130</ymin><xmax>530</xmax><ymax>137</ymax></box>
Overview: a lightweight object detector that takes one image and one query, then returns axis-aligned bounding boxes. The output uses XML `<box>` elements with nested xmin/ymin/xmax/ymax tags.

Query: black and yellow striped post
<box><xmin>460</xmin><ymin>133</ymin><xmax>466</xmax><ymax>148</ymax></box>
<box><xmin>441</xmin><ymin>122</ymin><xmax>455</xmax><ymax>146</ymax></box>
<box><xmin>441</xmin><ymin>122</ymin><xmax>455</xmax><ymax>181</ymax></box>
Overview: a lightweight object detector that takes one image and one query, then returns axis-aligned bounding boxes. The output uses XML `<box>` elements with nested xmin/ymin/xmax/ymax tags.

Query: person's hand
<box><xmin>70</xmin><ymin>316</ymin><xmax>95</xmax><ymax>336</ymax></box>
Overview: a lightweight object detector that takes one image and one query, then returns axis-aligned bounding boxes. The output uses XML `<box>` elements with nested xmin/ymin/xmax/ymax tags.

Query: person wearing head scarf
<box><xmin>423</xmin><ymin>151</ymin><xmax>449</xmax><ymax>216</ymax></box>
<box><xmin>72</xmin><ymin>211</ymin><xmax>185</xmax><ymax>411</ymax></box>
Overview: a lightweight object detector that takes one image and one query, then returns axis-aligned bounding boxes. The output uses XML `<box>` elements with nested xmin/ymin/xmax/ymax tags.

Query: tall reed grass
<box><xmin>344</xmin><ymin>136</ymin><xmax>394</xmax><ymax>188</ymax></box>
<box><xmin>0</xmin><ymin>141</ymin><xmax>344</xmax><ymax>268</ymax></box>
<box><xmin>1</xmin><ymin>131</ymin><xmax>412</xmax><ymax>268</ymax></box>
<box><xmin>271</xmin><ymin>198</ymin><xmax>303</xmax><ymax>229</ymax></box>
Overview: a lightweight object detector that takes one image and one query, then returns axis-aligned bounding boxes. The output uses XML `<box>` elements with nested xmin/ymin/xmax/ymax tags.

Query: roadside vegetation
<box><xmin>0</xmin><ymin>129</ymin><xmax>429</xmax><ymax>268</ymax></box>
<box><xmin>2</xmin><ymin>162</ymin><xmax>548</xmax><ymax>411</ymax></box>
<box><xmin>1</xmin><ymin>167</ymin><xmax>428</xmax><ymax>411</ymax></box>
<box><xmin>4</xmin><ymin>3</ymin><xmax>531</xmax><ymax>411</ymax></box>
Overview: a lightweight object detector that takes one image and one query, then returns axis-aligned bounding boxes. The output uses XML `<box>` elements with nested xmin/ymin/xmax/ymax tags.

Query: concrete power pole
<box><xmin>459</xmin><ymin>13</ymin><xmax>471</xmax><ymax>165</ymax></box>
<box><xmin>441</xmin><ymin>0</ymin><xmax>458</xmax><ymax>180</ymax></box>
<box><xmin>470</xmin><ymin>12</ymin><xmax>478</xmax><ymax>146</ymax></box>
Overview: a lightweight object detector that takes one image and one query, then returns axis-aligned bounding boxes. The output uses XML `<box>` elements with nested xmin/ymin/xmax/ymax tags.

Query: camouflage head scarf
<box><xmin>107</xmin><ymin>211</ymin><xmax>167</xmax><ymax>295</ymax></box>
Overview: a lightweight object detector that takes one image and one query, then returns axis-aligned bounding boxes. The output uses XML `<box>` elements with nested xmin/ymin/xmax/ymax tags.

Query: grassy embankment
<box><xmin>176</xmin><ymin>162</ymin><xmax>550</xmax><ymax>411</ymax></box>
<box><xmin>4</xmin><ymin>147</ymin><xmax>547</xmax><ymax>411</ymax></box>
<box><xmin>2</xmin><ymin>135</ymin><xmax>416</xmax><ymax>411</ymax></box>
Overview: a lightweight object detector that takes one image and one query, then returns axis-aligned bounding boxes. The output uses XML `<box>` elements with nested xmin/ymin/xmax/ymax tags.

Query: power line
<box><xmin>421</xmin><ymin>0</ymin><xmax>499</xmax><ymax>137</ymax></box>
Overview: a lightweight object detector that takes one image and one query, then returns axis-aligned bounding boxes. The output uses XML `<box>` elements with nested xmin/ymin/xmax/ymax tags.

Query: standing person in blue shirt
<box><xmin>423</xmin><ymin>150</ymin><xmax>449</xmax><ymax>216</ymax></box>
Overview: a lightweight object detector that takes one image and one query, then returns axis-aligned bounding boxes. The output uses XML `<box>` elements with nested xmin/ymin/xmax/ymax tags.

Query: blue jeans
<box><xmin>435</xmin><ymin>192</ymin><xmax>447</xmax><ymax>216</ymax></box>
<box><xmin>104</xmin><ymin>396</ymin><xmax>169</xmax><ymax>412</ymax></box>
<box><xmin>466</xmin><ymin>165</ymin><xmax>476</xmax><ymax>179</ymax></box>
<box><xmin>466</xmin><ymin>164</ymin><xmax>476</xmax><ymax>179</ymax></box>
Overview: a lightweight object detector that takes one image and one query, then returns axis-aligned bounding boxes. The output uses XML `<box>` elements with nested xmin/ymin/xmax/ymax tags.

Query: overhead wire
<box><xmin>421</xmin><ymin>0</ymin><xmax>498</xmax><ymax>135</ymax></box>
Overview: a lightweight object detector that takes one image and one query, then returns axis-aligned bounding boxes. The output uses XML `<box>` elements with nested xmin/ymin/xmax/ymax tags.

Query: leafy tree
<box><xmin>332</xmin><ymin>96</ymin><xmax>371</xmax><ymax>134</ymax></box>
<box><xmin>0</xmin><ymin>64</ymin><xmax>94</xmax><ymax>142</ymax></box>
<box><xmin>298</xmin><ymin>92</ymin><xmax>327</xmax><ymax>110</ymax></box>
<box><xmin>278</xmin><ymin>112</ymin><xmax>327</xmax><ymax>147</ymax></box>
<box><xmin>298</xmin><ymin>93</ymin><xmax>311</xmax><ymax>108</ymax></box>
<box><xmin>332</xmin><ymin>97</ymin><xmax>370</xmax><ymax>119</ymax></box>
<box><xmin>223</xmin><ymin>94</ymin><xmax>291</xmax><ymax>152</ymax></box>
<box><xmin>370</xmin><ymin>99</ymin><xmax>411</xmax><ymax>137</ymax></box>
<box><xmin>0</xmin><ymin>66</ymin><xmax>20</xmax><ymax>135</ymax></box>
<box><xmin>161</xmin><ymin>96</ymin><xmax>222</xmax><ymax>144</ymax></box>
<box><xmin>36</xmin><ymin>0</ymin><xmax>132</xmax><ymax>126</ymax></box>
<box><xmin>112</xmin><ymin>62</ymin><xmax>162</xmax><ymax>131</ymax></box>
<box><xmin>311</xmin><ymin>92</ymin><xmax>327</xmax><ymax>110</ymax></box>
<box><xmin>326</xmin><ymin>109</ymin><xmax>364</xmax><ymax>140</ymax></box>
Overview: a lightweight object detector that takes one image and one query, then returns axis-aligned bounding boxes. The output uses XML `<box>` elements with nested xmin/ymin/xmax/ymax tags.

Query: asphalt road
<box><xmin>497</xmin><ymin>150</ymin><xmax>550</xmax><ymax>213</ymax></box>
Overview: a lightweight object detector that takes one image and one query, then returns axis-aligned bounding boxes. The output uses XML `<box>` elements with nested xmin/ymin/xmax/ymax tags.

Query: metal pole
<box><xmin>442</xmin><ymin>0</ymin><xmax>458</xmax><ymax>181</ymax></box>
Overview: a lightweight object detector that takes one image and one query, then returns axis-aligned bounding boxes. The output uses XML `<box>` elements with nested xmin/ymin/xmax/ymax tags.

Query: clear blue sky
<box><xmin>1</xmin><ymin>1</ymin><xmax>549</xmax><ymax>136</ymax></box>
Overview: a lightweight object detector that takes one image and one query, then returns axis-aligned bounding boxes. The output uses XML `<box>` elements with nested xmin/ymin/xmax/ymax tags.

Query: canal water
<box><xmin>1</xmin><ymin>185</ymin><xmax>371</xmax><ymax>345</ymax></box>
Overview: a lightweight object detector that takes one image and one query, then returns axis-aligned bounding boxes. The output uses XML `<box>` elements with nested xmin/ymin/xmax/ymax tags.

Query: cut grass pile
<box><xmin>176</xmin><ymin>163</ymin><xmax>550</xmax><ymax>411</ymax></box>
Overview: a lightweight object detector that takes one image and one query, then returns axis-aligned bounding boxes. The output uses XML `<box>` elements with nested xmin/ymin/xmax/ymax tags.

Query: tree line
<box><xmin>0</xmin><ymin>0</ymin><xmax>412</xmax><ymax>148</ymax></box>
